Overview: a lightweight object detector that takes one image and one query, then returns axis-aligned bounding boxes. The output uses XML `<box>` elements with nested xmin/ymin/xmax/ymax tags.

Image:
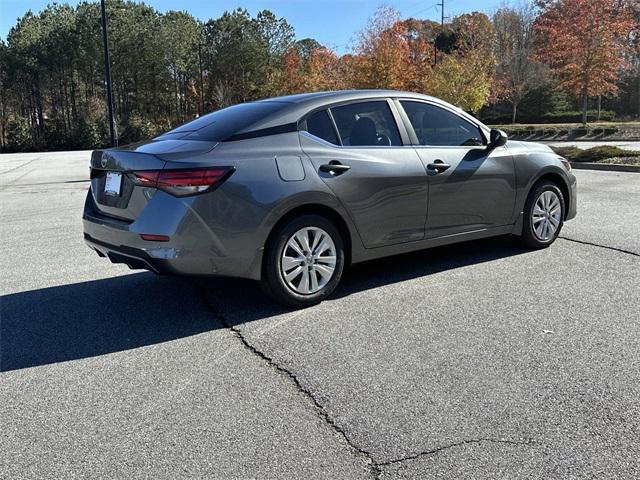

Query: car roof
<box><xmin>255</xmin><ymin>89</ymin><xmax>444</xmax><ymax>109</ymax></box>
<box><xmin>245</xmin><ymin>89</ymin><xmax>483</xmax><ymax>133</ymax></box>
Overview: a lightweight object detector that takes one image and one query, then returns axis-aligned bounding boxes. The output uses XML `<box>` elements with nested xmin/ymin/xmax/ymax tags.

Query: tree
<box><xmin>160</xmin><ymin>11</ymin><xmax>203</xmax><ymax>123</ymax></box>
<box><xmin>431</xmin><ymin>51</ymin><xmax>492</xmax><ymax>112</ymax></box>
<box><xmin>398</xmin><ymin>19</ymin><xmax>436</xmax><ymax>91</ymax></box>
<box><xmin>425</xmin><ymin>12</ymin><xmax>495</xmax><ymax>113</ymax></box>
<box><xmin>622</xmin><ymin>3</ymin><xmax>640</xmax><ymax>118</ymax></box>
<box><xmin>534</xmin><ymin>0</ymin><xmax>635</xmax><ymax>123</ymax></box>
<box><xmin>204</xmin><ymin>8</ymin><xmax>294</xmax><ymax>103</ymax></box>
<box><xmin>353</xmin><ymin>6</ymin><xmax>414</xmax><ymax>90</ymax></box>
<box><xmin>452</xmin><ymin>12</ymin><xmax>494</xmax><ymax>56</ymax></box>
<box><xmin>493</xmin><ymin>5</ymin><xmax>545</xmax><ymax>123</ymax></box>
<box><xmin>275</xmin><ymin>39</ymin><xmax>325</xmax><ymax>95</ymax></box>
<box><xmin>304</xmin><ymin>47</ymin><xmax>349</xmax><ymax>91</ymax></box>
<box><xmin>294</xmin><ymin>38</ymin><xmax>323</xmax><ymax>61</ymax></box>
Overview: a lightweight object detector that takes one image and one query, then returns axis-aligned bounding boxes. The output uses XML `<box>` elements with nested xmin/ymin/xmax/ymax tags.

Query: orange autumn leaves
<box><xmin>278</xmin><ymin>2</ymin><xmax>636</xmax><ymax>115</ymax></box>
<box><xmin>534</xmin><ymin>0</ymin><xmax>635</xmax><ymax>97</ymax></box>
<box><xmin>278</xmin><ymin>7</ymin><xmax>495</xmax><ymax>112</ymax></box>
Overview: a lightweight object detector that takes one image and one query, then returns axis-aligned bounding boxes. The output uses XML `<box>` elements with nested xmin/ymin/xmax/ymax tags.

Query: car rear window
<box><xmin>301</xmin><ymin>110</ymin><xmax>340</xmax><ymax>145</ymax></box>
<box><xmin>159</xmin><ymin>101</ymin><xmax>288</xmax><ymax>142</ymax></box>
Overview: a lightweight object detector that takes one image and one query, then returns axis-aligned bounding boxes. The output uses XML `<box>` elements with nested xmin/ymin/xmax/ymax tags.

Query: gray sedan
<box><xmin>83</xmin><ymin>90</ymin><xmax>577</xmax><ymax>306</ymax></box>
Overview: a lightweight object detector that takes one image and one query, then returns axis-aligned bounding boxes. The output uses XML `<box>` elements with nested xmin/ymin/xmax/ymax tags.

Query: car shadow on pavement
<box><xmin>1</xmin><ymin>236</ymin><xmax>528</xmax><ymax>372</ymax></box>
<box><xmin>335</xmin><ymin>235</ymin><xmax>527</xmax><ymax>298</ymax></box>
<box><xmin>196</xmin><ymin>236</ymin><xmax>531</xmax><ymax>328</ymax></box>
<box><xmin>1</xmin><ymin>273</ymin><xmax>222</xmax><ymax>372</ymax></box>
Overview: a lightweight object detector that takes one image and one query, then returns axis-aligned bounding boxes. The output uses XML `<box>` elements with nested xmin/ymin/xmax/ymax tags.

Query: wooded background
<box><xmin>0</xmin><ymin>0</ymin><xmax>637</xmax><ymax>152</ymax></box>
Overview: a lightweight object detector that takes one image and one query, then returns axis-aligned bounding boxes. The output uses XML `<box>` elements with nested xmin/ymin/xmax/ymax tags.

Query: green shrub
<box><xmin>551</xmin><ymin>145</ymin><xmax>640</xmax><ymax>162</ymax></box>
<box><xmin>6</xmin><ymin>118</ymin><xmax>37</xmax><ymax>152</ymax></box>
<box><xmin>542</xmin><ymin>110</ymin><xmax>616</xmax><ymax>123</ymax></box>
<box><xmin>569</xmin><ymin>127</ymin><xmax>588</xmax><ymax>137</ymax></box>
<box><xmin>70</xmin><ymin>118</ymin><xmax>102</xmax><ymax>149</ymax></box>
<box><xmin>483</xmin><ymin>109</ymin><xmax>617</xmax><ymax>125</ymax></box>
<box><xmin>119</xmin><ymin>114</ymin><xmax>160</xmax><ymax>145</ymax></box>
<box><xmin>551</xmin><ymin>146</ymin><xmax>582</xmax><ymax>161</ymax></box>
<box><xmin>576</xmin><ymin>146</ymin><xmax>640</xmax><ymax>162</ymax></box>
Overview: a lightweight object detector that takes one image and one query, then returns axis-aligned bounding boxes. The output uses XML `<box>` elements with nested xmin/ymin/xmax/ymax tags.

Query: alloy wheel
<box><xmin>280</xmin><ymin>227</ymin><xmax>337</xmax><ymax>295</ymax></box>
<box><xmin>532</xmin><ymin>190</ymin><xmax>562</xmax><ymax>241</ymax></box>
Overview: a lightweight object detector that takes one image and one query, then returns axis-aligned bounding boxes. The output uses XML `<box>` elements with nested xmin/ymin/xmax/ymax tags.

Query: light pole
<box><xmin>197</xmin><ymin>43</ymin><xmax>205</xmax><ymax>115</ymax></box>
<box><xmin>100</xmin><ymin>0</ymin><xmax>116</xmax><ymax>147</ymax></box>
<box><xmin>434</xmin><ymin>0</ymin><xmax>448</xmax><ymax>66</ymax></box>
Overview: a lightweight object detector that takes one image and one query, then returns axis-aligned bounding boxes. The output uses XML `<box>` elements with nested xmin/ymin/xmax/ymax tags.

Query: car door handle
<box><xmin>319</xmin><ymin>162</ymin><xmax>351</xmax><ymax>176</ymax></box>
<box><xmin>427</xmin><ymin>160</ymin><xmax>451</xmax><ymax>173</ymax></box>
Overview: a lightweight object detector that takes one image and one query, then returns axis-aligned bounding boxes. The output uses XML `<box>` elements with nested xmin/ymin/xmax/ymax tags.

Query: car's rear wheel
<box><xmin>520</xmin><ymin>180</ymin><xmax>565</xmax><ymax>249</ymax></box>
<box><xmin>262</xmin><ymin>214</ymin><xmax>345</xmax><ymax>307</ymax></box>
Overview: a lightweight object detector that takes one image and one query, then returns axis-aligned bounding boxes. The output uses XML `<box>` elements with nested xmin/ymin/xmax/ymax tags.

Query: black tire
<box><xmin>261</xmin><ymin>214</ymin><xmax>345</xmax><ymax>307</ymax></box>
<box><xmin>520</xmin><ymin>180</ymin><xmax>565</xmax><ymax>249</ymax></box>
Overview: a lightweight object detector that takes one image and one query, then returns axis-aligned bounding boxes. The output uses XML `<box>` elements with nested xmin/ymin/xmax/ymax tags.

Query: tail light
<box><xmin>131</xmin><ymin>167</ymin><xmax>234</xmax><ymax>197</ymax></box>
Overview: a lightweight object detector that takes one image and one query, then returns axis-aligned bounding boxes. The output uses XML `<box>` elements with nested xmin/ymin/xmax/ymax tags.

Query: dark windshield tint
<box><xmin>160</xmin><ymin>101</ymin><xmax>288</xmax><ymax>141</ymax></box>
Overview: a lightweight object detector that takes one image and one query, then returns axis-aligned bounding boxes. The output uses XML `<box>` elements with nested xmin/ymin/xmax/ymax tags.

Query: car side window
<box><xmin>400</xmin><ymin>101</ymin><xmax>485</xmax><ymax>147</ymax></box>
<box><xmin>329</xmin><ymin>101</ymin><xmax>401</xmax><ymax>147</ymax></box>
<box><xmin>301</xmin><ymin>109</ymin><xmax>340</xmax><ymax>145</ymax></box>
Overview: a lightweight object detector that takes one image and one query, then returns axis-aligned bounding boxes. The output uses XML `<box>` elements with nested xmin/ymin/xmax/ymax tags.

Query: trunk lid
<box><xmin>89</xmin><ymin>139</ymin><xmax>217</xmax><ymax>221</ymax></box>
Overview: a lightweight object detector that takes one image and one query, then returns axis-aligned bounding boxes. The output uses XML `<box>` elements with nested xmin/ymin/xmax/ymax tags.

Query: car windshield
<box><xmin>158</xmin><ymin>101</ymin><xmax>288</xmax><ymax>141</ymax></box>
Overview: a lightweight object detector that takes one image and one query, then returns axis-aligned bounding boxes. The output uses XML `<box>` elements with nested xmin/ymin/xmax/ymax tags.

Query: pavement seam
<box><xmin>195</xmin><ymin>284</ymin><xmax>380</xmax><ymax>478</ymax></box>
<box><xmin>376</xmin><ymin>438</ymin><xmax>538</xmax><ymax>469</ymax></box>
<box><xmin>196</xmin><ymin>286</ymin><xmax>541</xmax><ymax>478</ymax></box>
<box><xmin>559</xmin><ymin>236</ymin><xmax>639</xmax><ymax>257</ymax></box>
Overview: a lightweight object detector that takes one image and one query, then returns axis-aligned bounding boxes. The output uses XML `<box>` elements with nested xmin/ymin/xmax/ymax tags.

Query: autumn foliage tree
<box><xmin>534</xmin><ymin>0</ymin><xmax>635</xmax><ymax>123</ymax></box>
<box><xmin>353</xmin><ymin>7</ymin><xmax>415</xmax><ymax>90</ymax></box>
<box><xmin>426</xmin><ymin>12</ymin><xmax>496</xmax><ymax>112</ymax></box>
<box><xmin>493</xmin><ymin>5</ymin><xmax>545</xmax><ymax>123</ymax></box>
<box><xmin>2</xmin><ymin>1</ymin><xmax>639</xmax><ymax>152</ymax></box>
<box><xmin>398</xmin><ymin>18</ymin><xmax>437</xmax><ymax>92</ymax></box>
<box><xmin>431</xmin><ymin>52</ymin><xmax>493</xmax><ymax>112</ymax></box>
<box><xmin>305</xmin><ymin>48</ymin><xmax>351</xmax><ymax>91</ymax></box>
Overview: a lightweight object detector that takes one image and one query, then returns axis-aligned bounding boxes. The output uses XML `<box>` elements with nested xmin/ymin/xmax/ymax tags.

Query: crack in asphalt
<box><xmin>196</xmin><ymin>284</ymin><xmax>540</xmax><ymax>478</ymax></box>
<box><xmin>559</xmin><ymin>236</ymin><xmax>639</xmax><ymax>257</ymax></box>
<box><xmin>195</xmin><ymin>285</ymin><xmax>379</xmax><ymax>477</ymax></box>
<box><xmin>376</xmin><ymin>438</ymin><xmax>537</xmax><ymax>470</ymax></box>
<box><xmin>191</xmin><ymin>233</ymin><xmax>634</xmax><ymax>476</ymax></box>
<box><xmin>0</xmin><ymin>157</ymin><xmax>41</xmax><ymax>175</ymax></box>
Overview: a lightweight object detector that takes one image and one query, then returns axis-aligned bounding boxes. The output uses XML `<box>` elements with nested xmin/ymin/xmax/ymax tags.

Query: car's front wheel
<box><xmin>262</xmin><ymin>214</ymin><xmax>345</xmax><ymax>307</ymax></box>
<box><xmin>520</xmin><ymin>180</ymin><xmax>565</xmax><ymax>249</ymax></box>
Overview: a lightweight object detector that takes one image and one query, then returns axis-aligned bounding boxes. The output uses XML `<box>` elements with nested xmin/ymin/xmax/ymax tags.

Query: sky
<box><xmin>0</xmin><ymin>0</ymin><xmax>503</xmax><ymax>52</ymax></box>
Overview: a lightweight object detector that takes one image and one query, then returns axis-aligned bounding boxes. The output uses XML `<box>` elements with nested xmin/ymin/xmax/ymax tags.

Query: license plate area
<box><xmin>104</xmin><ymin>172</ymin><xmax>122</xmax><ymax>196</ymax></box>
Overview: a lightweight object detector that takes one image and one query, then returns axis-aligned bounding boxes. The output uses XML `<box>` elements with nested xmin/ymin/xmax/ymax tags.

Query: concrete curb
<box><xmin>570</xmin><ymin>162</ymin><xmax>640</xmax><ymax>173</ymax></box>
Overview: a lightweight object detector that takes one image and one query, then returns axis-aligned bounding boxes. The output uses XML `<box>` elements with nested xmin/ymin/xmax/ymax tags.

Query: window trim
<box><xmin>326</xmin><ymin>108</ymin><xmax>342</xmax><ymax>145</ymax></box>
<box><xmin>297</xmin><ymin>98</ymin><xmax>409</xmax><ymax>149</ymax></box>
<box><xmin>393</xmin><ymin>98</ymin><xmax>490</xmax><ymax>148</ymax></box>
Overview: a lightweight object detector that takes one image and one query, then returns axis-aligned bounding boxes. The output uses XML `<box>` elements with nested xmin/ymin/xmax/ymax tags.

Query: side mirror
<box><xmin>488</xmin><ymin>129</ymin><xmax>508</xmax><ymax>149</ymax></box>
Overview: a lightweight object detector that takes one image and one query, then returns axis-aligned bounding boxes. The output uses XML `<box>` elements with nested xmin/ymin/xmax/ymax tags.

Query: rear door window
<box><xmin>301</xmin><ymin>110</ymin><xmax>340</xmax><ymax>145</ymax></box>
<box><xmin>329</xmin><ymin>101</ymin><xmax>401</xmax><ymax>147</ymax></box>
<box><xmin>400</xmin><ymin>101</ymin><xmax>485</xmax><ymax>147</ymax></box>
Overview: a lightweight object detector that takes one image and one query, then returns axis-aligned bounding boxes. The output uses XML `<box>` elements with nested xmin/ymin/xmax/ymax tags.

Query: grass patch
<box><xmin>551</xmin><ymin>145</ymin><xmax>640</xmax><ymax>165</ymax></box>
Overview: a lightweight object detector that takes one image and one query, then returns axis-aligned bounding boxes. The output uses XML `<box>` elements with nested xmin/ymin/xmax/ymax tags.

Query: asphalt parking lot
<box><xmin>1</xmin><ymin>151</ymin><xmax>639</xmax><ymax>479</ymax></box>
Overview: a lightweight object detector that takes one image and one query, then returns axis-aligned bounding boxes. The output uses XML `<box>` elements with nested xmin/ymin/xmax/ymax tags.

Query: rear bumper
<box><xmin>82</xmin><ymin>190</ymin><xmax>263</xmax><ymax>280</ymax></box>
<box><xmin>84</xmin><ymin>233</ymin><xmax>176</xmax><ymax>274</ymax></box>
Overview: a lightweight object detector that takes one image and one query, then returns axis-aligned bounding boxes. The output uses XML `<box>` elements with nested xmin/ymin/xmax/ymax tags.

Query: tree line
<box><xmin>0</xmin><ymin>0</ymin><xmax>638</xmax><ymax>152</ymax></box>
